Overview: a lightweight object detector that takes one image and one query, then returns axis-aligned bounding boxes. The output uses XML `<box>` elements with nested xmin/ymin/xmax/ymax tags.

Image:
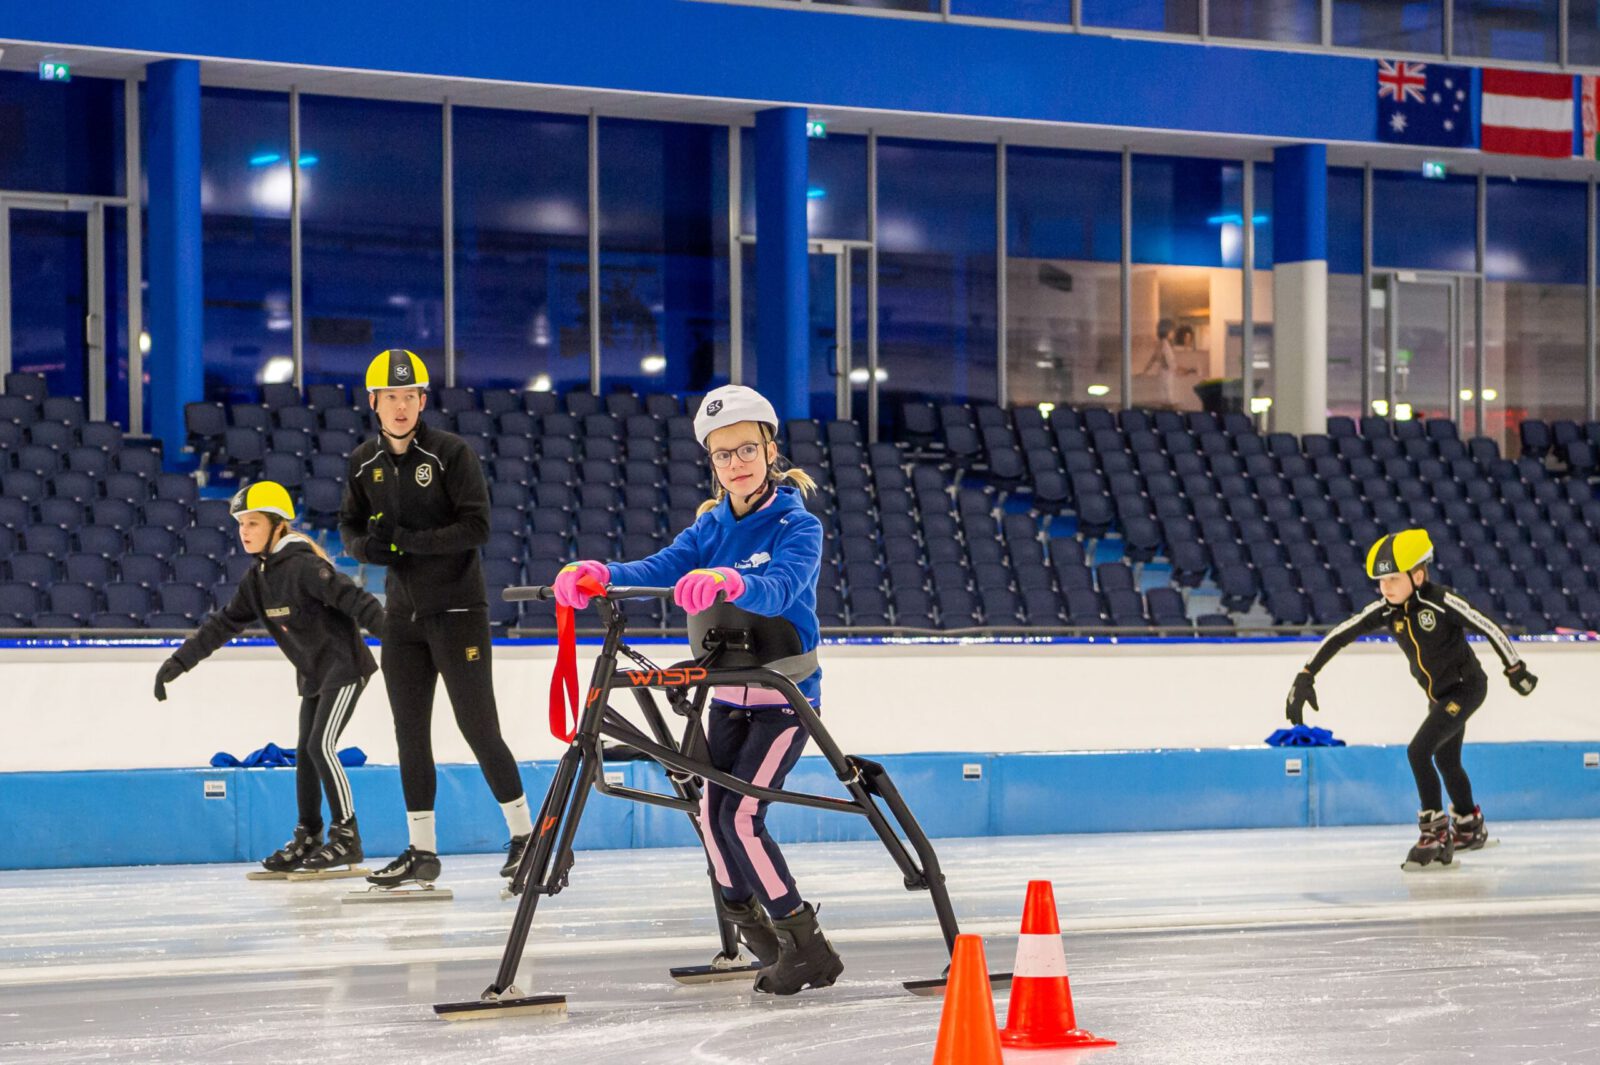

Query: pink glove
<box><xmin>553</xmin><ymin>560</ymin><xmax>610</xmax><ymax>609</ymax></box>
<box><xmin>674</xmin><ymin>567</ymin><xmax>745</xmax><ymax>615</ymax></box>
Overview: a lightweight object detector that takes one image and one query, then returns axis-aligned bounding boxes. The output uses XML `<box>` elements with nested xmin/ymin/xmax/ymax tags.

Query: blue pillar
<box><xmin>145</xmin><ymin>59</ymin><xmax>204</xmax><ymax>465</ymax></box>
<box><xmin>754</xmin><ymin>107</ymin><xmax>808</xmax><ymax>425</ymax></box>
<box><xmin>1271</xmin><ymin>143</ymin><xmax>1328</xmax><ymax>437</ymax></box>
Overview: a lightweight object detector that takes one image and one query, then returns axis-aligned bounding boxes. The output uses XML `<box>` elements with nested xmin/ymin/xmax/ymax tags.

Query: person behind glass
<box><xmin>552</xmin><ymin>385</ymin><xmax>844</xmax><ymax>996</ymax></box>
<box><xmin>338</xmin><ymin>350</ymin><xmax>532</xmax><ymax>890</ymax></box>
<box><xmin>1285</xmin><ymin>529</ymin><xmax>1538</xmax><ymax>871</ymax></box>
<box><xmin>153</xmin><ymin>481</ymin><xmax>384</xmax><ymax>875</ymax></box>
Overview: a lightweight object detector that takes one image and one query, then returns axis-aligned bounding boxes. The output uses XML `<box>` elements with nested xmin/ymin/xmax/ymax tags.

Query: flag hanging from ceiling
<box><xmin>1481</xmin><ymin>69</ymin><xmax>1575</xmax><ymax>158</ymax></box>
<box><xmin>1581</xmin><ymin>76</ymin><xmax>1597</xmax><ymax>158</ymax></box>
<box><xmin>1376</xmin><ymin>60</ymin><xmax>1474</xmax><ymax>148</ymax></box>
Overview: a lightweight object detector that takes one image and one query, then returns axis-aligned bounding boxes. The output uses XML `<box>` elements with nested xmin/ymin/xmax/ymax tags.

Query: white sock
<box><xmin>407</xmin><ymin>811</ymin><xmax>437</xmax><ymax>853</ymax></box>
<box><xmin>501</xmin><ymin>795</ymin><xmax>533</xmax><ymax>838</ymax></box>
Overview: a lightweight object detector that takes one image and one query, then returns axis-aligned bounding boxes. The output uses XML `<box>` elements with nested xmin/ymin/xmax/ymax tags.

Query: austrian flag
<box><xmin>1481</xmin><ymin>69</ymin><xmax>1575</xmax><ymax>158</ymax></box>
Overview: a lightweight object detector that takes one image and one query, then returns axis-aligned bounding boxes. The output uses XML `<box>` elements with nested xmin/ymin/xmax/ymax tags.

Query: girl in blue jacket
<box><xmin>553</xmin><ymin>385</ymin><xmax>842</xmax><ymax>996</ymax></box>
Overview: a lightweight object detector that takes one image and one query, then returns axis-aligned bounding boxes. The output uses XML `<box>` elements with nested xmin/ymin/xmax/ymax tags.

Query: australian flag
<box><xmin>1377</xmin><ymin>59</ymin><xmax>1474</xmax><ymax>148</ymax></box>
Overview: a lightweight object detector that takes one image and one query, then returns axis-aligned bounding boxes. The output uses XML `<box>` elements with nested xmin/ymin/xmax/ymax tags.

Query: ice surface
<box><xmin>2</xmin><ymin>822</ymin><xmax>1598</xmax><ymax>1064</ymax></box>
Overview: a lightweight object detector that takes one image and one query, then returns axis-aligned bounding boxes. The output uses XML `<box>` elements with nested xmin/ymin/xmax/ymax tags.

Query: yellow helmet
<box><xmin>1366</xmin><ymin>529</ymin><xmax>1434</xmax><ymax>579</ymax></box>
<box><xmin>230</xmin><ymin>481</ymin><xmax>296</xmax><ymax>522</ymax></box>
<box><xmin>364</xmin><ymin>349</ymin><xmax>430</xmax><ymax>392</ymax></box>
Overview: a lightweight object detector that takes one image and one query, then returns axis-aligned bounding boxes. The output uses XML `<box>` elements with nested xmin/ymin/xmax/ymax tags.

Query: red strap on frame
<box><xmin>548</xmin><ymin>576</ymin><xmax>607</xmax><ymax>743</ymax></box>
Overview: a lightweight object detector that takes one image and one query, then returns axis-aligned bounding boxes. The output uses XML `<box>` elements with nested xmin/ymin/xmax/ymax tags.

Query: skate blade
<box><xmin>434</xmin><ymin>991</ymin><xmax>567</xmax><ymax>1021</ymax></box>
<box><xmin>669</xmin><ymin>959</ymin><xmax>762</xmax><ymax>984</ymax></box>
<box><xmin>903</xmin><ymin>971</ymin><xmax>1014</xmax><ymax>997</ymax></box>
<box><xmin>343</xmin><ymin>884</ymin><xmax>453</xmax><ymax>904</ymax></box>
<box><xmin>246</xmin><ymin>870</ymin><xmax>291</xmax><ymax>881</ymax></box>
<box><xmin>286</xmin><ymin>866</ymin><xmax>372</xmax><ymax>882</ymax></box>
<box><xmin>1401</xmin><ymin>859</ymin><xmax>1461</xmax><ymax>872</ymax></box>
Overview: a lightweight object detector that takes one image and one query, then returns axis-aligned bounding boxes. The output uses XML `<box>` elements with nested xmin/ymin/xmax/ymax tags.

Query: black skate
<box><xmin>499</xmin><ymin>834</ymin><xmax>531</xmax><ymax>879</ymax></box>
<box><xmin>247</xmin><ymin>825</ymin><xmax>321</xmax><ymax>880</ymax></box>
<box><xmin>670</xmin><ymin>895</ymin><xmax>779</xmax><ymax>984</ymax></box>
<box><xmin>754</xmin><ymin>903</ymin><xmax>843</xmax><ymax>996</ymax></box>
<box><xmin>1401</xmin><ymin>810</ymin><xmax>1456</xmax><ymax>872</ymax></box>
<box><xmin>345</xmin><ymin>846</ymin><xmax>450</xmax><ymax>904</ymax></box>
<box><xmin>292</xmin><ymin>819</ymin><xmax>369</xmax><ymax>880</ymax></box>
<box><xmin>1450</xmin><ymin>805</ymin><xmax>1490</xmax><ymax>851</ymax></box>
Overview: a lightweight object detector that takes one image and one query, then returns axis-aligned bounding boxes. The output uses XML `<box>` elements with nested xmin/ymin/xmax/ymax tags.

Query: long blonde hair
<box><xmin>696</xmin><ymin>424</ymin><xmax>817</xmax><ymax>517</ymax></box>
<box><xmin>268</xmin><ymin>516</ymin><xmax>335</xmax><ymax>564</ymax></box>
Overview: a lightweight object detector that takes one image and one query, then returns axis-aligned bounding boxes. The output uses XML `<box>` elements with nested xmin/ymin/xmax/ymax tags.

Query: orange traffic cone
<box><xmin>931</xmin><ymin>934</ymin><xmax>1004</xmax><ymax>1065</ymax></box>
<box><xmin>999</xmin><ymin>880</ymin><xmax>1115</xmax><ymax>1049</ymax></box>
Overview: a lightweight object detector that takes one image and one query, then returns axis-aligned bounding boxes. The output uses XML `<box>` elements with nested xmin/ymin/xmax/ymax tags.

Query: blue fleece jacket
<box><xmin>605</xmin><ymin>485</ymin><xmax>823</xmax><ymax>703</ymax></box>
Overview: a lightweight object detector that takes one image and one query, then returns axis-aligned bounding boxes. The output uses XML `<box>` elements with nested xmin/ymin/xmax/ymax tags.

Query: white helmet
<box><xmin>693</xmin><ymin>385</ymin><xmax>779</xmax><ymax>448</ymax></box>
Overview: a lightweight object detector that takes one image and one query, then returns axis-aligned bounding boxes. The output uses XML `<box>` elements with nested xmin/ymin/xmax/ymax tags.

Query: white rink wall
<box><xmin>3</xmin><ymin>636</ymin><xmax>1596</xmax><ymax>773</ymax></box>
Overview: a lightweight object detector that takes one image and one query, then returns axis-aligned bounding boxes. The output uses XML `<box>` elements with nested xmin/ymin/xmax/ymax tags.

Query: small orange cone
<box><xmin>999</xmin><ymin>880</ymin><xmax>1115</xmax><ymax>1049</ymax></box>
<box><xmin>931</xmin><ymin>934</ymin><xmax>1004</xmax><ymax>1065</ymax></box>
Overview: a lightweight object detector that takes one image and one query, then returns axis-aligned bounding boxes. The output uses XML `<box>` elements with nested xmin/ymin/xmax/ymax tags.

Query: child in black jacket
<box><xmin>155</xmin><ymin>482</ymin><xmax>386</xmax><ymax>875</ymax></box>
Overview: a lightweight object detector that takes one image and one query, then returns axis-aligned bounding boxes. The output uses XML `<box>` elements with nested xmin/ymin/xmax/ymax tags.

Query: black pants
<box><xmin>382</xmin><ymin>608</ymin><xmax>523</xmax><ymax>811</ymax></box>
<box><xmin>1406</xmin><ymin>670</ymin><xmax>1488</xmax><ymax>813</ymax></box>
<box><xmin>295</xmin><ymin>678</ymin><xmax>366</xmax><ymax>829</ymax></box>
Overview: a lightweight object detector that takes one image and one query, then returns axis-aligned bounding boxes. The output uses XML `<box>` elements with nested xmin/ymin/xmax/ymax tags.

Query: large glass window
<box><xmin>739</xmin><ymin>131</ymin><xmax>870</xmax><ymax>242</ymax></box>
<box><xmin>0</xmin><ymin>71</ymin><xmax>124</xmax><ymax>197</ymax></box>
<box><xmin>1483</xmin><ymin>178</ymin><xmax>1588</xmax><ymax>444</ymax></box>
<box><xmin>1454</xmin><ymin>0</ymin><xmax>1558</xmax><ymax>62</ymax></box>
<box><xmin>452</xmin><ymin>107</ymin><xmax>589</xmax><ymax>393</ymax></box>
<box><xmin>299</xmin><ymin>96</ymin><xmax>444</xmax><ymax>391</ymax></box>
<box><xmin>876</xmin><ymin>139</ymin><xmax>997</xmax><ymax>420</ymax></box>
<box><xmin>1130</xmin><ymin>155</ymin><xmax>1246</xmax><ymax>413</ymax></box>
<box><xmin>1210</xmin><ymin>0</ymin><xmax>1319</xmax><ymax>42</ymax></box>
<box><xmin>1004</xmin><ymin>147</ymin><xmax>1123</xmax><ymax>410</ymax></box>
<box><xmin>1332</xmin><ymin>0</ymin><xmax>1444</xmax><ymax>53</ymax></box>
<box><xmin>1371</xmin><ymin>170</ymin><xmax>1476</xmax><ymax>273</ymax></box>
<box><xmin>199</xmin><ymin>89</ymin><xmax>293</xmax><ymax>403</ymax></box>
<box><xmin>598</xmin><ymin>119</ymin><xmax>730</xmax><ymax>396</ymax></box>
<box><xmin>1081</xmin><ymin>0</ymin><xmax>1200</xmax><ymax>34</ymax></box>
<box><xmin>1573</xmin><ymin>0</ymin><xmax>1600</xmax><ymax>65</ymax></box>
<box><xmin>1326</xmin><ymin>168</ymin><xmax>1367</xmax><ymax>421</ymax></box>
<box><xmin>953</xmin><ymin>0</ymin><xmax>1071</xmax><ymax>21</ymax></box>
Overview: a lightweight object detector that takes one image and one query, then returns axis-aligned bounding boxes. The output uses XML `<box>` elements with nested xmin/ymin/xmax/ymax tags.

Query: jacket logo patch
<box><xmin>1418</xmin><ymin>609</ymin><xmax>1437</xmax><ymax>632</ymax></box>
<box><xmin>734</xmin><ymin>551</ymin><xmax>772</xmax><ymax>571</ymax></box>
<box><xmin>465</xmin><ymin>646</ymin><xmax>480</xmax><ymax>662</ymax></box>
<box><xmin>266</xmin><ymin>607</ymin><xmax>292</xmax><ymax>619</ymax></box>
<box><xmin>1444</xmin><ymin>700</ymin><xmax>1461</xmax><ymax>717</ymax></box>
<box><xmin>1393</xmin><ymin>621</ymin><xmax>1405</xmax><ymax>633</ymax></box>
<box><xmin>372</xmin><ymin>468</ymin><xmax>384</xmax><ymax>483</ymax></box>
<box><xmin>416</xmin><ymin>463</ymin><xmax>434</xmax><ymax>487</ymax></box>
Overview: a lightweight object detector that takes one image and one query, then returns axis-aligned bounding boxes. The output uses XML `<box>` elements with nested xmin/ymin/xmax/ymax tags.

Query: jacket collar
<box><xmin>710</xmin><ymin>483</ymin><xmax>802</xmax><ymax>530</ymax></box>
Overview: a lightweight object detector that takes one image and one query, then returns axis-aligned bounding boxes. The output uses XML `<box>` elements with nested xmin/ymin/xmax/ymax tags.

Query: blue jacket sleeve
<box><xmin>606</xmin><ymin>519</ymin><xmax>709</xmax><ymax>588</ymax></box>
<box><xmin>732</xmin><ymin>512</ymin><xmax>822</xmax><ymax>618</ymax></box>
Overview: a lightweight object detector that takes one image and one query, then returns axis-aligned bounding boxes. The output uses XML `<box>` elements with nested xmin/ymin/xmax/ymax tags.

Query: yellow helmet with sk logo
<box><xmin>364</xmin><ymin>349</ymin><xmax>430</xmax><ymax>392</ymax></box>
<box><xmin>1366</xmin><ymin>529</ymin><xmax>1434</xmax><ymax>579</ymax></box>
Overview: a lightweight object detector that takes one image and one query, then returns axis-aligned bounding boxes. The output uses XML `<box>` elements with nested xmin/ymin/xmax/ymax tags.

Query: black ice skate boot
<box><xmin>499</xmin><ymin>834</ymin><xmax>531</xmax><ymax>878</ymax></box>
<box><xmin>260</xmin><ymin>824</ymin><xmax>322</xmax><ymax>874</ymax></box>
<box><xmin>754</xmin><ymin>903</ymin><xmax>844</xmax><ymax>995</ymax></box>
<box><xmin>1450</xmin><ymin>805</ymin><xmax>1489</xmax><ymax>851</ymax></box>
<box><xmin>301</xmin><ymin>818</ymin><xmax>364</xmax><ymax>871</ymax></box>
<box><xmin>721</xmin><ymin>895</ymin><xmax>782</xmax><ymax>967</ymax></box>
<box><xmin>1402</xmin><ymin>809</ymin><xmax>1456</xmax><ymax>871</ymax></box>
<box><xmin>366</xmin><ymin>845</ymin><xmax>442</xmax><ymax>888</ymax></box>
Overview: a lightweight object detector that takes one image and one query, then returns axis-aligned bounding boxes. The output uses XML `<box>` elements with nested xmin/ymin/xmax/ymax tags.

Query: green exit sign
<box><xmin>806</xmin><ymin>120</ymin><xmax>827</xmax><ymax>139</ymax></box>
<box><xmin>39</xmin><ymin>61</ymin><xmax>71</xmax><ymax>82</ymax></box>
<box><xmin>1421</xmin><ymin>160</ymin><xmax>1447</xmax><ymax>180</ymax></box>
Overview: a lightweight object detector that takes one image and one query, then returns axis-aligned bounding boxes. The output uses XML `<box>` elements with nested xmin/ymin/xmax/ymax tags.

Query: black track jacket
<box><xmin>1303</xmin><ymin>581</ymin><xmax>1522</xmax><ymax>701</ymax></box>
<box><xmin>171</xmin><ymin>537</ymin><xmax>384</xmax><ymax>696</ymax></box>
<box><xmin>338</xmin><ymin>421</ymin><xmax>490</xmax><ymax>620</ymax></box>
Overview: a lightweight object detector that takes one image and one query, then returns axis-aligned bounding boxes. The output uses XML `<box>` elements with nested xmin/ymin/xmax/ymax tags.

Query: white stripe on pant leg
<box><xmin>1011</xmin><ymin>933</ymin><xmax>1070</xmax><ymax>978</ymax></box>
<box><xmin>322</xmin><ymin>683</ymin><xmax>359</xmax><ymax>822</ymax></box>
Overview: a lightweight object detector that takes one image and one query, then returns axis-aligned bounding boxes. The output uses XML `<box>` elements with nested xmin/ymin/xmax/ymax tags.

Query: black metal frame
<box><xmin>440</xmin><ymin>583</ymin><xmax>973</xmax><ymax>1012</ymax></box>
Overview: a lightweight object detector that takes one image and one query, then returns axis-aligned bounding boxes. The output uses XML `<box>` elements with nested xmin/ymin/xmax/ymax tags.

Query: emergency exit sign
<box><xmin>39</xmin><ymin>61</ymin><xmax>71</xmax><ymax>82</ymax></box>
<box><xmin>806</xmin><ymin>120</ymin><xmax>827</xmax><ymax>139</ymax></box>
<box><xmin>1421</xmin><ymin>160</ymin><xmax>1447</xmax><ymax>180</ymax></box>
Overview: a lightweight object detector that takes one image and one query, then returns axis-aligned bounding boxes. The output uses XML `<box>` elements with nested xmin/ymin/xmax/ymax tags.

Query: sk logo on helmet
<box><xmin>416</xmin><ymin>464</ymin><xmax>433</xmax><ymax>486</ymax></box>
<box><xmin>395</xmin><ymin>363</ymin><xmax>410</xmax><ymax>381</ymax></box>
<box><xmin>706</xmin><ymin>399</ymin><xmax>723</xmax><ymax>416</ymax></box>
<box><xmin>1418</xmin><ymin>609</ymin><xmax>1437</xmax><ymax>632</ymax></box>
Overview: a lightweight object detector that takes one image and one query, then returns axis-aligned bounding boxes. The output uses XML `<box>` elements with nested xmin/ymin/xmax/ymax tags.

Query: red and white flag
<box><xmin>1481</xmin><ymin>69</ymin><xmax>1574</xmax><ymax>158</ymax></box>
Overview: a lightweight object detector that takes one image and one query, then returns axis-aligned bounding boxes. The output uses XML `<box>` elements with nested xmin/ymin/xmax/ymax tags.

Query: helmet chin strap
<box><xmin>380</xmin><ymin>422</ymin><xmax>418</xmax><ymax>444</ymax></box>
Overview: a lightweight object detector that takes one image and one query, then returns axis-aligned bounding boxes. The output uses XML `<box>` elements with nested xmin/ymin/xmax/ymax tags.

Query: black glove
<box><xmin>154</xmin><ymin>658</ymin><xmax>185</xmax><ymax>702</ymax></box>
<box><xmin>368</xmin><ymin>511</ymin><xmax>398</xmax><ymax>551</ymax></box>
<box><xmin>1286</xmin><ymin>670</ymin><xmax>1318</xmax><ymax>726</ymax></box>
<box><xmin>1505</xmin><ymin>662</ymin><xmax>1538</xmax><ymax>696</ymax></box>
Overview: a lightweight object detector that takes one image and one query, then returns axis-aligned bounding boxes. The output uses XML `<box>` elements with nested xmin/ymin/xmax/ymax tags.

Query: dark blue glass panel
<box><xmin>739</xmin><ymin>131</ymin><xmax>869</xmax><ymax>241</ymax></box>
<box><xmin>1253</xmin><ymin>163</ymin><xmax>1275</xmax><ymax>272</ymax></box>
<box><xmin>1131</xmin><ymin>156</ymin><xmax>1244</xmax><ymax>269</ymax></box>
<box><xmin>1371</xmin><ymin>170</ymin><xmax>1476</xmax><ymax>272</ymax></box>
<box><xmin>8</xmin><ymin>210</ymin><xmax>88</xmax><ymax>400</ymax></box>
<box><xmin>1454</xmin><ymin>0</ymin><xmax>1558</xmax><ymax>61</ymax></box>
<box><xmin>1081</xmin><ymin>0</ymin><xmax>1200</xmax><ymax>33</ymax></box>
<box><xmin>299</xmin><ymin>96</ymin><xmax>444</xmax><ymax>391</ymax></box>
<box><xmin>952</xmin><ymin>0</ymin><xmax>1071</xmax><ymax>21</ymax></box>
<box><xmin>1326</xmin><ymin>167</ymin><xmax>1364</xmax><ymax>276</ymax></box>
<box><xmin>1333</xmin><ymin>0</ymin><xmax>1445</xmax><ymax>53</ymax></box>
<box><xmin>1007</xmin><ymin>147</ymin><xmax>1121</xmax><ymax>263</ymax></box>
<box><xmin>1573</xmin><ymin>0</ymin><xmax>1600</xmax><ymax>65</ymax></box>
<box><xmin>453</xmin><ymin>107</ymin><xmax>589</xmax><ymax>393</ymax></box>
<box><xmin>200</xmin><ymin>89</ymin><xmax>293</xmax><ymax>403</ymax></box>
<box><xmin>1485</xmin><ymin>178</ymin><xmax>1586</xmax><ymax>285</ymax></box>
<box><xmin>1210</xmin><ymin>0</ymin><xmax>1319</xmax><ymax>41</ymax></box>
<box><xmin>0</xmin><ymin>71</ymin><xmax>123</xmax><ymax>196</ymax></box>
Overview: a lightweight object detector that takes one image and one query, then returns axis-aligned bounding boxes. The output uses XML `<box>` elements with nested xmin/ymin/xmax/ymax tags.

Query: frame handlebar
<box><xmin>502</xmin><ymin>584</ymin><xmax>676</xmax><ymax>603</ymax></box>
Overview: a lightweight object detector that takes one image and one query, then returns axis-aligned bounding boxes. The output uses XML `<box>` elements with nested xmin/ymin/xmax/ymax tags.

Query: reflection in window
<box><xmin>1572</xmin><ymin>0</ymin><xmax>1600</xmax><ymax>65</ymax></box>
<box><xmin>952</xmin><ymin>0</ymin><xmax>1071</xmax><ymax>21</ymax></box>
<box><xmin>299</xmin><ymin>96</ymin><xmax>444</xmax><ymax>391</ymax></box>
<box><xmin>1081</xmin><ymin>0</ymin><xmax>1199</xmax><ymax>34</ymax></box>
<box><xmin>453</xmin><ymin>107</ymin><xmax>589</xmax><ymax>393</ymax></box>
<box><xmin>1333</xmin><ymin>0</ymin><xmax>1444</xmax><ymax>53</ymax></box>
<box><xmin>739</xmin><ymin>131</ymin><xmax>871</xmax><ymax>242</ymax></box>
<box><xmin>1005</xmin><ymin>148</ymin><xmax>1122</xmax><ymax>410</ymax></box>
<box><xmin>1210</xmin><ymin>0</ymin><xmax>1319</xmax><ymax>42</ymax></box>
<box><xmin>1454</xmin><ymin>0</ymin><xmax>1558</xmax><ymax>61</ymax></box>
<box><xmin>598</xmin><ymin>119</ymin><xmax>730</xmax><ymax>396</ymax></box>
<box><xmin>876</xmin><ymin>139</ymin><xmax>998</xmax><ymax>421</ymax></box>
<box><xmin>200</xmin><ymin>89</ymin><xmax>293</xmax><ymax>403</ymax></box>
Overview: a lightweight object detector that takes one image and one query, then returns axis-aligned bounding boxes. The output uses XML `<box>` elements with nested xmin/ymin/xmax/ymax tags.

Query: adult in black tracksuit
<box><xmin>339</xmin><ymin>349</ymin><xmax>530</xmax><ymax>887</ymax></box>
<box><xmin>1286</xmin><ymin>529</ymin><xmax>1538</xmax><ymax>870</ymax></box>
<box><xmin>153</xmin><ymin>481</ymin><xmax>384</xmax><ymax>874</ymax></box>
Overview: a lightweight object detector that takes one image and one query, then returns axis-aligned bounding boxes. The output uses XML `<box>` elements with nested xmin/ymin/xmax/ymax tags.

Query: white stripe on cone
<box><xmin>1011</xmin><ymin>933</ymin><xmax>1070</xmax><ymax>978</ymax></box>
